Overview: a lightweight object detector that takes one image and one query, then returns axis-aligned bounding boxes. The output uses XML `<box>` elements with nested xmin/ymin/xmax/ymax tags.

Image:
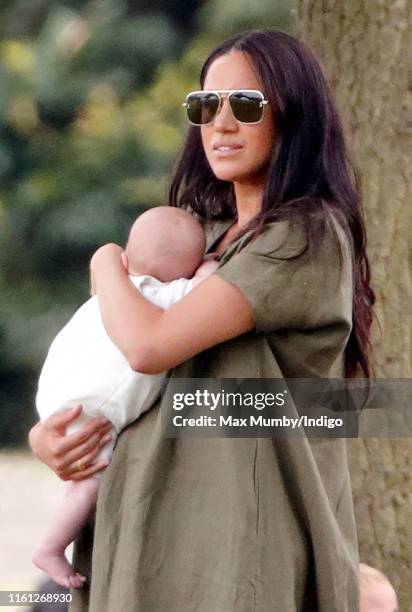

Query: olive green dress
<box><xmin>70</xmin><ymin>214</ymin><xmax>360</xmax><ymax>611</ymax></box>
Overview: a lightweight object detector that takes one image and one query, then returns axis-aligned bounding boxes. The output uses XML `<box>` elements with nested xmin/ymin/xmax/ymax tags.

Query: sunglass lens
<box><xmin>230</xmin><ymin>91</ymin><xmax>264</xmax><ymax>123</ymax></box>
<box><xmin>186</xmin><ymin>93</ymin><xmax>220</xmax><ymax>125</ymax></box>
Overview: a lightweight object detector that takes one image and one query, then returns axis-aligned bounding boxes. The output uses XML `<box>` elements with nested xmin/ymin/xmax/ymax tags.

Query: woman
<box><xmin>29</xmin><ymin>30</ymin><xmax>375</xmax><ymax>611</ymax></box>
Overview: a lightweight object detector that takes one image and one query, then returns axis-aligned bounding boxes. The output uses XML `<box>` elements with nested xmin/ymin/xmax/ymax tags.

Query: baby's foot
<box><xmin>32</xmin><ymin>547</ymin><xmax>86</xmax><ymax>589</ymax></box>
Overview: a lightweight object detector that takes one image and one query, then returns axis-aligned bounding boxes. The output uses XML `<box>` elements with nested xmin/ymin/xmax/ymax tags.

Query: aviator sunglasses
<box><xmin>183</xmin><ymin>90</ymin><xmax>269</xmax><ymax>126</ymax></box>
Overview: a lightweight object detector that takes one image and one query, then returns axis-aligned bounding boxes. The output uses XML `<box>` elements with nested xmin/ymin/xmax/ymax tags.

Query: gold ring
<box><xmin>76</xmin><ymin>459</ymin><xmax>86</xmax><ymax>472</ymax></box>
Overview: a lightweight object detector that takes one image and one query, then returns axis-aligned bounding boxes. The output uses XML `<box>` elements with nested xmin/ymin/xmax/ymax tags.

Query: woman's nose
<box><xmin>213</xmin><ymin>98</ymin><xmax>238</xmax><ymax>131</ymax></box>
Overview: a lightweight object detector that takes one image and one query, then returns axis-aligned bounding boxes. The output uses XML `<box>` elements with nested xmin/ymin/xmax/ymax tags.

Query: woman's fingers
<box><xmin>45</xmin><ymin>405</ymin><xmax>84</xmax><ymax>432</ymax></box>
<box><xmin>55</xmin><ymin>416</ymin><xmax>112</xmax><ymax>457</ymax></box>
<box><xmin>56</xmin><ymin>433</ymin><xmax>113</xmax><ymax>480</ymax></box>
<box><xmin>55</xmin><ymin>428</ymin><xmax>113</xmax><ymax>472</ymax></box>
<box><xmin>64</xmin><ymin>459</ymin><xmax>110</xmax><ymax>482</ymax></box>
<box><xmin>65</xmin><ymin>443</ymin><xmax>110</xmax><ymax>477</ymax></box>
<box><xmin>68</xmin><ymin>439</ymin><xmax>111</xmax><ymax>472</ymax></box>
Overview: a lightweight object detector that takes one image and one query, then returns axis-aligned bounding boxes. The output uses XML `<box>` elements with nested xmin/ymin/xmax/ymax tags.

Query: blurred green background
<box><xmin>0</xmin><ymin>0</ymin><xmax>294</xmax><ymax>446</ymax></box>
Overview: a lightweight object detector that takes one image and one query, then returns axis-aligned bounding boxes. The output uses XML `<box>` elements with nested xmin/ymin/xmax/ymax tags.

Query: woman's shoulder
<box><xmin>197</xmin><ymin>205</ymin><xmax>352</xmax><ymax>264</ymax></box>
<box><xmin>257</xmin><ymin>206</ymin><xmax>353</xmax><ymax>263</ymax></box>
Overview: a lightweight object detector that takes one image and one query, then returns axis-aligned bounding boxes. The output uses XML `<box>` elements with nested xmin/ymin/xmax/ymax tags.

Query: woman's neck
<box><xmin>233</xmin><ymin>180</ymin><xmax>264</xmax><ymax>228</ymax></box>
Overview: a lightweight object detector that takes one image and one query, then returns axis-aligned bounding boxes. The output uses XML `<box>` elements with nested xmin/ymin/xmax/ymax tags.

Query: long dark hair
<box><xmin>169</xmin><ymin>29</ymin><xmax>376</xmax><ymax>379</ymax></box>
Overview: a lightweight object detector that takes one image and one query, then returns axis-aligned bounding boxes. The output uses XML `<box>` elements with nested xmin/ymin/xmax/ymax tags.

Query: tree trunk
<box><xmin>296</xmin><ymin>1</ymin><xmax>412</xmax><ymax>608</ymax></box>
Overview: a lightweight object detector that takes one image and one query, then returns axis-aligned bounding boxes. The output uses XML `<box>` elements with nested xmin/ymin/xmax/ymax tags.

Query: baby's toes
<box><xmin>72</xmin><ymin>573</ymin><xmax>86</xmax><ymax>588</ymax></box>
<box><xmin>68</xmin><ymin>575</ymin><xmax>80</xmax><ymax>589</ymax></box>
<box><xmin>75</xmin><ymin>573</ymin><xmax>87</xmax><ymax>586</ymax></box>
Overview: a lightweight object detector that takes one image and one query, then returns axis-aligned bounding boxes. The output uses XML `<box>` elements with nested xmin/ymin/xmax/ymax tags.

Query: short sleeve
<box><xmin>214</xmin><ymin>215</ymin><xmax>353</xmax><ymax>334</ymax></box>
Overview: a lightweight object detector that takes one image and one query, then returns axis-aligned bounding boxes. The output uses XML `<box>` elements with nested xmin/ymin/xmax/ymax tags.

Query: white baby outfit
<box><xmin>36</xmin><ymin>274</ymin><xmax>193</xmax><ymax>464</ymax></box>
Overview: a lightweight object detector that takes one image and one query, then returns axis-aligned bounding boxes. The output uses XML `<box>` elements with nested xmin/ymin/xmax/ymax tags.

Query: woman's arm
<box><xmin>91</xmin><ymin>244</ymin><xmax>254</xmax><ymax>374</ymax></box>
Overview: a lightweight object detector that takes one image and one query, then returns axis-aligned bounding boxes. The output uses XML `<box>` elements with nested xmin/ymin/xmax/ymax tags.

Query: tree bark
<box><xmin>296</xmin><ymin>1</ymin><xmax>412</xmax><ymax>608</ymax></box>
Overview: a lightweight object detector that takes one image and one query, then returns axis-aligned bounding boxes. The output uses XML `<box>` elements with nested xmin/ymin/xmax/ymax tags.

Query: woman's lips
<box><xmin>212</xmin><ymin>142</ymin><xmax>244</xmax><ymax>157</ymax></box>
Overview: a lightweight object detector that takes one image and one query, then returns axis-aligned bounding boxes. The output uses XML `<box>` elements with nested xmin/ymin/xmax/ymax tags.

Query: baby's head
<box><xmin>359</xmin><ymin>563</ymin><xmax>398</xmax><ymax>612</ymax></box>
<box><xmin>124</xmin><ymin>207</ymin><xmax>205</xmax><ymax>281</ymax></box>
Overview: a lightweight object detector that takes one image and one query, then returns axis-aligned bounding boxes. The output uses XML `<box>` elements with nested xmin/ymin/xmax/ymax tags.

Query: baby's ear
<box><xmin>121</xmin><ymin>251</ymin><xmax>129</xmax><ymax>269</ymax></box>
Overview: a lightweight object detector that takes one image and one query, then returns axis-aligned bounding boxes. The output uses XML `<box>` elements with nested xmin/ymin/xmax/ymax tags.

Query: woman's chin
<box><xmin>212</xmin><ymin>168</ymin><xmax>248</xmax><ymax>183</ymax></box>
<box><xmin>210</xmin><ymin>162</ymin><xmax>267</xmax><ymax>186</ymax></box>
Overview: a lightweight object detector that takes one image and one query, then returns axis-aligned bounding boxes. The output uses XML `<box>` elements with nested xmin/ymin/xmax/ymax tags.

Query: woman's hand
<box><xmin>28</xmin><ymin>405</ymin><xmax>114</xmax><ymax>481</ymax></box>
<box><xmin>90</xmin><ymin>243</ymin><xmax>124</xmax><ymax>287</ymax></box>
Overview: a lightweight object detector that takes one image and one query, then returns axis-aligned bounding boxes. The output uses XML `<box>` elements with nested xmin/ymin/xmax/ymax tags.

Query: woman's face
<box><xmin>201</xmin><ymin>51</ymin><xmax>275</xmax><ymax>187</ymax></box>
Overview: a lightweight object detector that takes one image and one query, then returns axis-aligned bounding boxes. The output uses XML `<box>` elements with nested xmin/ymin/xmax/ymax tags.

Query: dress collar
<box><xmin>204</xmin><ymin>219</ymin><xmax>236</xmax><ymax>255</ymax></box>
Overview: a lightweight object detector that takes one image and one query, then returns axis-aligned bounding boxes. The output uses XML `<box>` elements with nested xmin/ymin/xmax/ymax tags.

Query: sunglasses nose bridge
<box><xmin>213</xmin><ymin>93</ymin><xmax>237</xmax><ymax>126</ymax></box>
<box><xmin>213</xmin><ymin>93</ymin><xmax>224</xmax><ymax>118</ymax></box>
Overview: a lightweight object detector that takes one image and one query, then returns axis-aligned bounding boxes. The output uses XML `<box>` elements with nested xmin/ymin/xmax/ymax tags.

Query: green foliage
<box><xmin>198</xmin><ymin>0</ymin><xmax>295</xmax><ymax>39</ymax></box>
<box><xmin>0</xmin><ymin>0</ymin><xmax>294</xmax><ymax>446</ymax></box>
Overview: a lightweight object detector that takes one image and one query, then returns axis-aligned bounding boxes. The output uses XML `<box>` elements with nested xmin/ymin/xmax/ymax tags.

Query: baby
<box><xmin>359</xmin><ymin>563</ymin><xmax>399</xmax><ymax>612</ymax></box>
<box><xmin>33</xmin><ymin>206</ymin><xmax>218</xmax><ymax>589</ymax></box>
